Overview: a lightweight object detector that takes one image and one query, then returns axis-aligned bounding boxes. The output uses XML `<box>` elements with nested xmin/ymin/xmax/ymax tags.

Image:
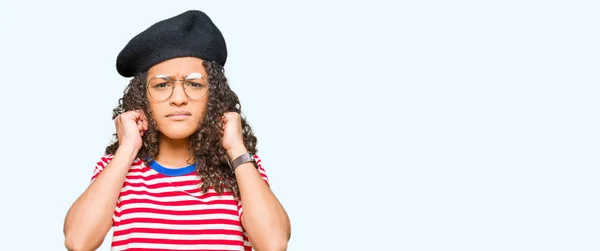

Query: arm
<box><xmin>228</xmin><ymin>148</ymin><xmax>291</xmax><ymax>251</ymax></box>
<box><xmin>63</xmin><ymin>145</ymin><xmax>138</xmax><ymax>251</ymax></box>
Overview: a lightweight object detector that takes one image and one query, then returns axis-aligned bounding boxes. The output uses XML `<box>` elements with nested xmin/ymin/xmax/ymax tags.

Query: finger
<box><xmin>142</xmin><ymin>116</ymin><xmax>149</xmax><ymax>131</ymax></box>
<box><xmin>138</xmin><ymin>110</ymin><xmax>148</xmax><ymax>121</ymax></box>
<box><xmin>116</xmin><ymin>114</ymin><xmax>123</xmax><ymax>126</ymax></box>
<box><xmin>125</xmin><ymin>110</ymin><xmax>143</xmax><ymax>121</ymax></box>
<box><xmin>131</xmin><ymin>110</ymin><xmax>142</xmax><ymax>120</ymax></box>
<box><xmin>119</xmin><ymin>112</ymin><xmax>134</xmax><ymax>123</ymax></box>
<box><xmin>134</xmin><ymin>111</ymin><xmax>149</xmax><ymax>131</ymax></box>
<box><xmin>137</xmin><ymin>119</ymin><xmax>145</xmax><ymax>136</ymax></box>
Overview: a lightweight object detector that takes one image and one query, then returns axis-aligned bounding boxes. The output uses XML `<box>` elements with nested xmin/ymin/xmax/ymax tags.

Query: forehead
<box><xmin>147</xmin><ymin>57</ymin><xmax>207</xmax><ymax>77</ymax></box>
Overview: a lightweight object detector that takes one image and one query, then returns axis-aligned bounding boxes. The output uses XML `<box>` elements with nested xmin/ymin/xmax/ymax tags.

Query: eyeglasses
<box><xmin>147</xmin><ymin>72</ymin><xmax>209</xmax><ymax>101</ymax></box>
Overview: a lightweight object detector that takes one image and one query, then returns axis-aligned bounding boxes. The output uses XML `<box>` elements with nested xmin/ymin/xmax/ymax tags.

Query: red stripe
<box><xmin>122</xmin><ymin>179</ymin><xmax>201</xmax><ymax>189</ymax></box>
<box><xmin>119</xmin><ymin>207</ymin><xmax>238</xmax><ymax>216</ymax></box>
<box><xmin>112</xmin><ymin>237</ymin><xmax>244</xmax><ymax>246</ymax></box>
<box><xmin>122</xmin><ymin>167</ymin><xmax>158</xmax><ymax>175</ymax></box>
<box><xmin>125</xmin><ymin>172</ymin><xmax>197</xmax><ymax>180</ymax></box>
<box><xmin>117</xmin><ymin>218</ymin><xmax>241</xmax><ymax>226</ymax></box>
<box><xmin>123</xmin><ymin>249</ymin><xmax>240</xmax><ymax>251</ymax></box>
<box><xmin>114</xmin><ymin>228</ymin><xmax>242</xmax><ymax>237</ymax></box>
<box><xmin>119</xmin><ymin>198</ymin><xmax>237</xmax><ymax>207</ymax></box>
<box><xmin>100</xmin><ymin>156</ymin><xmax>111</xmax><ymax>165</ymax></box>
<box><xmin>119</xmin><ymin>189</ymin><xmax>234</xmax><ymax>199</ymax></box>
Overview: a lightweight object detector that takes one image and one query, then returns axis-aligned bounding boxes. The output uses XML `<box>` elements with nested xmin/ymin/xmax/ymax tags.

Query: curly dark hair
<box><xmin>105</xmin><ymin>60</ymin><xmax>258</xmax><ymax>200</ymax></box>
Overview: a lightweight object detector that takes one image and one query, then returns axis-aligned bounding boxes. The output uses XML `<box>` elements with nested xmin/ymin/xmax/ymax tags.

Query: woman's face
<box><xmin>146</xmin><ymin>57</ymin><xmax>209</xmax><ymax>140</ymax></box>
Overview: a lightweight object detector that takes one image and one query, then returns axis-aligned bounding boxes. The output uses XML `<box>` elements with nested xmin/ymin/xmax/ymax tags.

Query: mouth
<box><xmin>166</xmin><ymin>111</ymin><xmax>192</xmax><ymax>120</ymax></box>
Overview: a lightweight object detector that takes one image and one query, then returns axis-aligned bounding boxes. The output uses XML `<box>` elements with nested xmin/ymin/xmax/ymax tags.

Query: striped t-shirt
<box><xmin>90</xmin><ymin>153</ymin><xmax>269</xmax><ymax>251</ymax></box>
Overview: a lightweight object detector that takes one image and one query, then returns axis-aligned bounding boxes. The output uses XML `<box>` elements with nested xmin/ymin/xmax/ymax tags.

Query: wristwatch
<box><xmin>229</xmin><ymin>152</ymin><xmax>254</xmax><ymax>171</ymax></box>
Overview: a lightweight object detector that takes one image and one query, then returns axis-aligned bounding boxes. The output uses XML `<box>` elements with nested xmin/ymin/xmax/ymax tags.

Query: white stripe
<box><xmin>119</xmin><ymin>202</ymin><xmax>238</xmax><ymax>212</ymax></box>
<box><xmin>125</xmin><ymin>175</ymin><xmax>200</xmax><ymax>185</ymax></box>
<box><xmin>119</xmin><ymin>193</ymin><xmax>234</xmax><ymax>202</ymax></box>
<box><xmin>114</xmin><ymin>222</ymin><xmax>243</xmax><ymax>232</ymax></box>
<box><xmin>119</xmin><ymin>212</ymin><xmax>240</xmax><ymax>221</ymax></box>
<box><xmin>111</xmin><ymin>243</ymin><xmax>246</xmax><ymax>251</ymax></box>
<box><xmin>119</xmin><ymin>187</ymin><xmax>235</xmax><ymax>201</ymax></box>
<box><xmin>112</xmin><ymin>232</ymin><xmax>243</xmax><ymax>242</ymax></box>
<box><xmin>120</xmin><ymin>184</ymin><xmax>200</xmax><ymax>194</ymax></box>
<box><xmin>259</xmin><ymin>171</ymin><xmax>269</xmax><ymax>181</ymax></box>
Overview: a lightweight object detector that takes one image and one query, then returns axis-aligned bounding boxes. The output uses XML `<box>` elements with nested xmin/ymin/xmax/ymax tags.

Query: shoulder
<box><xmin>92</xmin><ymin>153</ymin><xmax>143</xmax><ymax>172</ymax></box>
<box><xmin>94</xmin><ymin>154</ymin><xmax>115</xmax><ymax>171</ymax></box>
<box><xmin>90</xmin><ymin>154</ymin><xmax>115</xmax><ymax>182</ymax></box>
<box><xmin>251</xmin><ymin>153</ymin><xmax>270</xmax><ymax>184</ymax></box>
<box><xmin>252</xmin><ymin>153</ymin><xmax>263</xmax><ymax>166</ymax></box>
<box><xmin>251</xmin><ymin>153</ymin><xmax>267</xmax><ymax>172</ymax></box>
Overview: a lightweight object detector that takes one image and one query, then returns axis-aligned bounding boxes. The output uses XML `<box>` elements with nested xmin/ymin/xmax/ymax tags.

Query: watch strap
<box><xmin>229</xmin><ymin>152</ymin><xmax>253</xmax><ymax>171</ymax></box>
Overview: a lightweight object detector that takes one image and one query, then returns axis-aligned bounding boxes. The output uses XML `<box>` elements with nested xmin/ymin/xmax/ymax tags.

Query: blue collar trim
<box><xmin>148</xmin><ymin>159</ymin><xmax>196</xmax><ymax>176</ymax></box>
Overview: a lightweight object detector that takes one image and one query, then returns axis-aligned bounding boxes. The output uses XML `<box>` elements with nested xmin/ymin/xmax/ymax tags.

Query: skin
<box><xmin>63</xmin><ymin>57</ymin><xmax>290</xmax><ymax>251</ymax></box>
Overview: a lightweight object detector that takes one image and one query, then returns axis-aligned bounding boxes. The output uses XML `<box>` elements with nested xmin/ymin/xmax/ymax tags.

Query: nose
<box><xmin>169</xmin><ymin>81</ymin><xmax>189</xmax><ymax>106</ymax></box>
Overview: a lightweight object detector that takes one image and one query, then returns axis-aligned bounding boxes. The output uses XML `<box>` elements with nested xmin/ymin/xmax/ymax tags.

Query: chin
<box><xmin>161</xmin><ymin>131</ymin><xmax>196</xmax><ymax>140</ymax></box>
<box><xmin>157</xmin><ymin>123</ymin><xmax>199</xmax><ymax>140</ymax></box>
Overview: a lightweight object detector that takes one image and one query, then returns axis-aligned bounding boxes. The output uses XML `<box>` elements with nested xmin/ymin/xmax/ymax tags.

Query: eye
<box><xmin>149</xmin><ymin>76</ymin><xmax>173</xmax><ymax>89</ymax></box>
<box><xmin>186</xmin><ymin>80</ymin><xmax>206</xmax><ymax>88</ymax></box>
<box><xmin>153</xmin><ymin>82</ymin><xmax>171</xmax><ymax>89</ymax></box>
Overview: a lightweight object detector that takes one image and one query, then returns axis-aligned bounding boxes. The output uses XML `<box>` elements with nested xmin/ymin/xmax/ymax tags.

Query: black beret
<box><xmin>116</xmin><ymin>10</ymin><xmax>227</xmax><ymax>77</ymax></box>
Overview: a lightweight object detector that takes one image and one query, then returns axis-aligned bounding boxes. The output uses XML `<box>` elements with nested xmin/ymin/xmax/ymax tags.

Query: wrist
<box><xmin>226</xmin><ymin>145</ymin><xmax>248</xmax><ymax>160</ymax></box>
<box><xmin>116</xmin><ymin>144</ymin><xmax>140</xmax><ymax>161</ymax></box>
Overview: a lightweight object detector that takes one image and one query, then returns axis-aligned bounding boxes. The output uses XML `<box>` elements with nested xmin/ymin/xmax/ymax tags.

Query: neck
<box><xmin>154</xmin><ymin>135</ymin><xmax>194</xmax><ymax>168</ymax></box>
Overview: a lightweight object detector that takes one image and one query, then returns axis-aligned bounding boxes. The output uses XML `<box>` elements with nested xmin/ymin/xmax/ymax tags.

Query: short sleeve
<box><xmin>90</xmin><ymin>154</ymin><xmax>115</xmax><ymax>183</ymax></box>
<box><xmin>238</xmin><ymin>154</ymin><xmax>270</xmax><ymax>217</ymax></box>
<box><xmin>89</xmin><ymin>154</ymin><xmax>119</xmax><ymax>224</ymax></box>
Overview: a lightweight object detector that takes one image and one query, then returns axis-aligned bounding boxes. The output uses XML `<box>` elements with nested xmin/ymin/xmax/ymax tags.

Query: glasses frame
<box><xmin>146</xmin><ymin>73</ymin><xmax>209</xmax><ymax>101</ymax></box>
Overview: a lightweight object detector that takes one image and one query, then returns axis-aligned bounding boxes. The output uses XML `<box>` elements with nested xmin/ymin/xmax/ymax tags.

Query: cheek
<box><xmin>147</xmin><ymin>102</ymin><xmax>163</xmax><ymax>122</ymax></box>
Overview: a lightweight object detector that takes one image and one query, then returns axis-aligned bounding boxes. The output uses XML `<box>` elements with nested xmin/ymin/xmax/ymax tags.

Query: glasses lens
<box><xmin>183</xmin><ymin>77</ymin><xmax>209</xmax><ymax>99</ymax></box>
<box><xmin>148</xmin><ymin>76</ymin><xmax>173</xmax><ymax>101</ymax></box>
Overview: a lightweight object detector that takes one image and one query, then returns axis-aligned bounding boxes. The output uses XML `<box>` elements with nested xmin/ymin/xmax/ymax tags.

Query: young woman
<box><xmin>63</xmin><ymin>10</ymin><xmax>291</xmax><ymax>251</ymax></box>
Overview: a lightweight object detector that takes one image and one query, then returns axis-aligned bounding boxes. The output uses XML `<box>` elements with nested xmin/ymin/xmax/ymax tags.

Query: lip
<box><xmin>166</xmin><ymin>111</ymin><xmax>192</xmax><ymax>120</ymax></box>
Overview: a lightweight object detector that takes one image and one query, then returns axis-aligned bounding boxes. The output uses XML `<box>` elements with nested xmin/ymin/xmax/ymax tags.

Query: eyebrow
<box><xmin>186</xmin><ymin>72</ymin><xmax>204</xmax><ymax>79</ymax></box>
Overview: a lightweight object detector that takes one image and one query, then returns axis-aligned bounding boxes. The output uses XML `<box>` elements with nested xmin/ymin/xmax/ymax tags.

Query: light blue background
<box><xmin>0</xmin><ymin>0</ymin><xmax>598</xmax><ymax>250</ymax></box>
